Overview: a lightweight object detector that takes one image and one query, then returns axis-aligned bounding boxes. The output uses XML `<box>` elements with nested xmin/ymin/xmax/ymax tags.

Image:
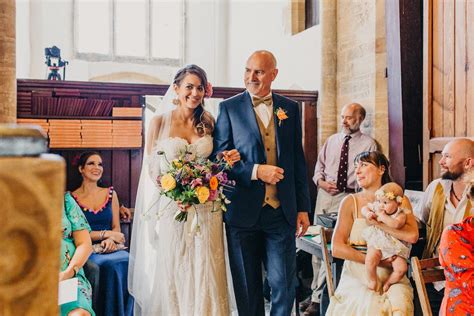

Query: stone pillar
<box><xmin>336</xmin><ymin>0</ymin><xmax>388</xmax><ymax>153</ymax></box>
<box><xmin>318</xmin><ymin>0</ymin><xmax>338</xmax><ymax>148</ymax></box>
<box><xmin>0</xmin><ymin>0</ymin><xmax>16</xmax><ymax>123</ymax></box>
<box><xmin>0</xmin><ymin>126</ymin><xmax>65</xmax><ymax>315</ymax></box>
<box><xmin>374</xmin><ymin>0</ymin><xmax>389</xmax><ymax>154</ymax></box>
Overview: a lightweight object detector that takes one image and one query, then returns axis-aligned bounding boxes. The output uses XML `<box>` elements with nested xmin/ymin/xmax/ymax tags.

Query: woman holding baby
<box><xmin>326</xmin><ymin>151</ymin><xmax>419</xmax><ymax>315</ymax></box>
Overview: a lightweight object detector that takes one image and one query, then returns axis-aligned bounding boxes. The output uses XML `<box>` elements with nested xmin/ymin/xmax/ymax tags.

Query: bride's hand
<box><xmin>177</xmin><ymin>200</ymin><xmax>191</xmax><ymax>212</ymax></box>
<box><xmin>222</xmin><ymin>149</ymin><xmax>241</xmax><ymax>165</ymax></box>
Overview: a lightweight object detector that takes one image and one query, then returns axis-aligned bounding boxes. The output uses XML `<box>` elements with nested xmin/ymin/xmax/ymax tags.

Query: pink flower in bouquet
<box><xmin>208</xmin><ymin>189</ymin><xmax>218</xmax><ymax>201</ymax></box>
<box><xmin>190</xmin><ymin>178</ymin><xmax>203</xmax><ymax>189</ymax></box>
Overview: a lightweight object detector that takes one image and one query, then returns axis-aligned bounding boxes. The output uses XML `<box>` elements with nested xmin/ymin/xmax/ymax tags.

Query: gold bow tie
<box><xmin>252</xmin><ymin>95</ymin><xmax>272</xmax><ymax>107</ymax></box>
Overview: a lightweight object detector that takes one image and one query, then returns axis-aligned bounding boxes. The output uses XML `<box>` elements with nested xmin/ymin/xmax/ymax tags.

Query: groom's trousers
<box><xmin>226</xmin><ymin>205</ymin><xmax>296</xmax><ymax>316</ymax></box>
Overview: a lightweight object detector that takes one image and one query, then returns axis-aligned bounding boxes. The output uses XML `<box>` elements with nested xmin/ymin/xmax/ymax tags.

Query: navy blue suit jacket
<box><xmin>213</xmin><ymin>91</ymin><xmax>311</xmax><ymax>228</ymax></box>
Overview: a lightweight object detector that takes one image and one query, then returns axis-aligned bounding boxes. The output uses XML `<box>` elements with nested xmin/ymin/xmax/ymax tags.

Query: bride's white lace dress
<box><xmin>133</xmin><ymin>112</ymin><xmax>231</xmax><ymax>315</ymax></box>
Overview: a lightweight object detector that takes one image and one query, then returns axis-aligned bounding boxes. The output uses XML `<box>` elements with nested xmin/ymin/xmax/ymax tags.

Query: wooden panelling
<box><xmin>129</xmin><ymin>149</ymin><xmax>143</xmax><ymax>207</ymax></box>
<box><xmin>430</xmin><ymin>153</ymin><xmax>442</xmax><ymax>182</ymax></box>
<box><xmin>100</xmin><ymin>151</ymin><xmax>113</xmax><ymax>188</ymax></box>
<box><xmin>18</xmin><ymin>80</ymin><xmax>319</xmax><ymax>207</ymax></box>
<box><xmin>386</xmin><ymin>0</ymin><xmax>404</xmax><ymax>187</ymax></box>
<box><xmin>454</xmin><ymin>0</ymin><xmax>466</xmax><ymax>137</ymax></box>
<box><xmin>112</xmin><ymin>150</ymin><xmax>131</xmax><ymax>207</ymax></box>
<box><xmin>467</xmin><ymin>1</ymin><xmax>474</xmax><ymax>136</ymax></box>
<box><xmin>385</xmin><ymin>0</ymin><xmax>424</xmax><ymax>189</ymax></box>
<box><xmin>431</xmin><ymin>0</ymin><xmax>443</xmax><ymax>139</ymax></box>
<box><xmin>442</xmin><ymin>0</ymin><xmax>454</xmax><ymax>137</ymax></box>
<box><xmin>52</xmin><ymin>149</ymin><xmax>139</xmax><ymax>208</ymax></box>
<box><xmin>423</xmin><ymin>0</ymin><xmax>474</xmax><ymax>187</ymax></box>
<box><xmin>302</xmin><ymin>101</ymin><xmax>318</xmax><ymax>210</ymax></box>
<box><xmin>17</xmin><ymin>79</ymin><xmax>318</xmax><ymax>102</ymax></box>
<box><xmin>429</xmin><ymin>136</ymin><xmax>474</xmax><ymax>154</ymax></box>
<box><xmin>423</xmin><ymin>0</ymin><xmax>433</xmax><ymax>186</ymax></box>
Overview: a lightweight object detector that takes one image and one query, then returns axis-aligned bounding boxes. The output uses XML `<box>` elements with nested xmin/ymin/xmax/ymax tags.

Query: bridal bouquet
<box><xmin>156</xmin><ymin>150</ymin><xmax>235</xmax><ymax>222</ymax></box>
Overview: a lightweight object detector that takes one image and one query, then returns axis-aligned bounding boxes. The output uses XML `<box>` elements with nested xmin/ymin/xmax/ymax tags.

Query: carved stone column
<box><xmin>0</xmin><ymin>0</ymin><xmax>16</xmax><ymax>123</ymax></box>
<box><xmin>0</xmin><ymin>126</ymin><xmax>65</xmax><ymax>315</ymax></box>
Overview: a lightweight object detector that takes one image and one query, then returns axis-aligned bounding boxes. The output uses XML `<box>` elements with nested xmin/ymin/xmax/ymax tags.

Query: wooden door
<box><xmin>423</xmin><ymin>0</ymin><xmax>474</xmax><ymax>187</ymax></box>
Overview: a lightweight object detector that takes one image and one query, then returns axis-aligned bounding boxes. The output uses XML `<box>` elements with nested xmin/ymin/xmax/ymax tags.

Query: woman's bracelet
<box><xmin>100</xmin><ymin>230</ymin><xmax>107</xmax><ymax>240</ymax></box>
<box><xmin>72</xmin><ymin>265</ymin><xmax>79</xmax><ymax>277</ymax></box>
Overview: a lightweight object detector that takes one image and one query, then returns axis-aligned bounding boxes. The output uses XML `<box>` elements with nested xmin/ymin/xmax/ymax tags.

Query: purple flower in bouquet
<box><xmin>216</xmin><ymin>172</ymin><xmax>227</xmax><ymax>183</ymax></box>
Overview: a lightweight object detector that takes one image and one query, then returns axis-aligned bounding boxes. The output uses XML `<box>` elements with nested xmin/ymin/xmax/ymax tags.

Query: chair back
<box><xmin>320</xmin><ymin>227</ymin><xmax>335</xmax><ymax>297</ymax></box>
<box><xmin>410</xmin><ymin>256</ymin><xmax>445</xmax><ymax>316</ymax></box>
<box><xmin>120</xmin><ymin>207</ymin><xmax>134</xmax><ymax>249</ymax></box>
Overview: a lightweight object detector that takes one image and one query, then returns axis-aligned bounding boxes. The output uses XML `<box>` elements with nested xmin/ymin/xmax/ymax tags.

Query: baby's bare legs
<box><xmin>365</xmin><ymin>246</ymin><xmax>382</xmax><ymax>290</ymax></box>
<box><xmin>383</xmin><ymin>256</ymin><xmax>408</xmax><ymax>292</ymax></box>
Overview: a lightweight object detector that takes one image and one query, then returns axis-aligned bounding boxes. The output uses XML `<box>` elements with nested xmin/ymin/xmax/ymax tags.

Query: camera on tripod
<box><xmin>45</xmin><ymin>45</ymin><xmax>68</xmax><ymax>80</ymax></box>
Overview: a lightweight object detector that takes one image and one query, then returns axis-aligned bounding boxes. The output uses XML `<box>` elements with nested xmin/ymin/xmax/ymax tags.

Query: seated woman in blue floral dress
<box><xmin>71</xmin><ymin>151</ymin><xmax>133</xmax><ymax>316</ymax></box>
<box><xmin>61</xmin><ymin>192</ymin><xmax>95</xmax><ymax>316</ymax></box>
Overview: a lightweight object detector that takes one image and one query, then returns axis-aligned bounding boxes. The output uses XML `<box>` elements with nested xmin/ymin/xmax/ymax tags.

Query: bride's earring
<box><xmin>172</xmin><ymin>96</ymin><xmax>180</xmax><ymax>106</ymax></box>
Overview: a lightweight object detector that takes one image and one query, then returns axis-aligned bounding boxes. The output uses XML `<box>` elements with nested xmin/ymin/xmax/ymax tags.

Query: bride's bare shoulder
<box><xmin>148</xmin><ymin>114</ymin><xmax>170</xmax><ymax>136</ymax></box>
<box><xmin>146</xmin><ymin>115</ymin><xmax>167</xmax><ymax>154</ymax></box>
<box><xmin>150</xmin><ymin>114</ymin><xmax>165</xmax><ymax>127</ymax></box>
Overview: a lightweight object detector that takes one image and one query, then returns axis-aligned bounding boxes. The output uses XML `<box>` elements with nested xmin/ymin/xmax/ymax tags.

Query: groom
<box><xmin>213</xmin><ymin>50</ymin><xmax>311</xmax><ymax>315</ymax></box>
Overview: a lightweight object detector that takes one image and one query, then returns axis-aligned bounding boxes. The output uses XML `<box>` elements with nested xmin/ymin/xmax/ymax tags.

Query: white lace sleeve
<box><xmin>147</xmin><ymin>152</ymin><xmax>162</xmax><ymax>187</ymax></box>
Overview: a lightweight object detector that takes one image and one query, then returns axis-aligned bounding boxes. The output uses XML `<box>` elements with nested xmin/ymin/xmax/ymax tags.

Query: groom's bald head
<box><xmin>248</xmin><ymin>50</ymin><xmax>278</xmax><ymax>69</ymax></box>
<box><xmin>244</xmin><ymin>50</ymin><xmax>279</xmax><ymax>97</ymax></box>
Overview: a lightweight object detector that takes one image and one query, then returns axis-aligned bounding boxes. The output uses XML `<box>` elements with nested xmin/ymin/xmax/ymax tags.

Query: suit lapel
<box><xmin>272</xmin><ymin>94</ymin><xmax>283</xmax><ymax>160</ymax></box>
<box><xmin>242</xmin><ymin>91</ymin><xmax>264</xmax><ymax>149</ymax></box>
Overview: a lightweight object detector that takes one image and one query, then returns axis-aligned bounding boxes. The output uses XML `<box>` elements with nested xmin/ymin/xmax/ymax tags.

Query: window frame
<box><xmin>291</xmin><ymin>0</ymin><xmax>319</xmax><ymax>35</ymax></box>
<box><xmin>73</xmin><ymin>0</ymin><xmax>184</xmax><ymax>66</ymax></box>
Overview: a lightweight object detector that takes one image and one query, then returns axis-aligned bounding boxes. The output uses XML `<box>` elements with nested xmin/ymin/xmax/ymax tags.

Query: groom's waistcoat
<box><xmin>255</xmin><ymin>114</ymin><xmax>280</xmax><ymax>209</ymax></box>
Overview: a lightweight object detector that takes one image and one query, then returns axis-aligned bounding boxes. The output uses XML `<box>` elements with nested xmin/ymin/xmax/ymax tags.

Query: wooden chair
<box><xmin>320</xmin><ymin>227</ymin><xmax>335</xmax><ymax>297</ymax></box>
<box><xmin>410</xmin><ymin>256</ymin><xmax>445</xmax><ymax>316</ymax></box>
<box><xmin>119</xmin><ymin>207</ymin><xmax>134</xmax><ymax>249</ymax></box>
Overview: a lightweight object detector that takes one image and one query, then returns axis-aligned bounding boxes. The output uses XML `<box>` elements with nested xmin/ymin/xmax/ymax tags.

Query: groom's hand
<box><xmin>257</xmin><ymin>165</ymin><xmax>284</xmax><ymax>184</ymax></box>
<box><xmin>296</xmin><ymin>212</ymin><xmax>310</xmax><ymax>237</ymax></box>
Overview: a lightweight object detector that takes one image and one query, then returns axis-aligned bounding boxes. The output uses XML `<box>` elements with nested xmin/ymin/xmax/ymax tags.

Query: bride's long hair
<box><xmin>173</xmin><ymin>64</ymin><xmax>214</xmax><ymax>136</ymax></box>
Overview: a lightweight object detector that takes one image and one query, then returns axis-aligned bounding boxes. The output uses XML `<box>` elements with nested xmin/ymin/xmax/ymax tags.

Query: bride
<box><xmin>129</xmin><ymin>64</ymin><xmax>240</xmax><ymax>315</ymax></box>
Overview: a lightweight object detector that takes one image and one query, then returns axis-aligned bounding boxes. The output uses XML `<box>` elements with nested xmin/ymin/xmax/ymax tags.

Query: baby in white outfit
<box><xmin>361</xmin><ymin>182</ymin><xmax>411</xmax><ymax>293</ymax></box>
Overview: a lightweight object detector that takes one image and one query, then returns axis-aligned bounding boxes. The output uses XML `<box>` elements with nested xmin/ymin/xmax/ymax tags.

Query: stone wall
<box><xmin>0</xmin><ymin>0</ymin><xmax>16</xmax><ymax>123</ymax></box>
<box><xmin>320</xmin><ymin>0</ymin><xmax>389</xmax><ymax>154</ymax></box>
